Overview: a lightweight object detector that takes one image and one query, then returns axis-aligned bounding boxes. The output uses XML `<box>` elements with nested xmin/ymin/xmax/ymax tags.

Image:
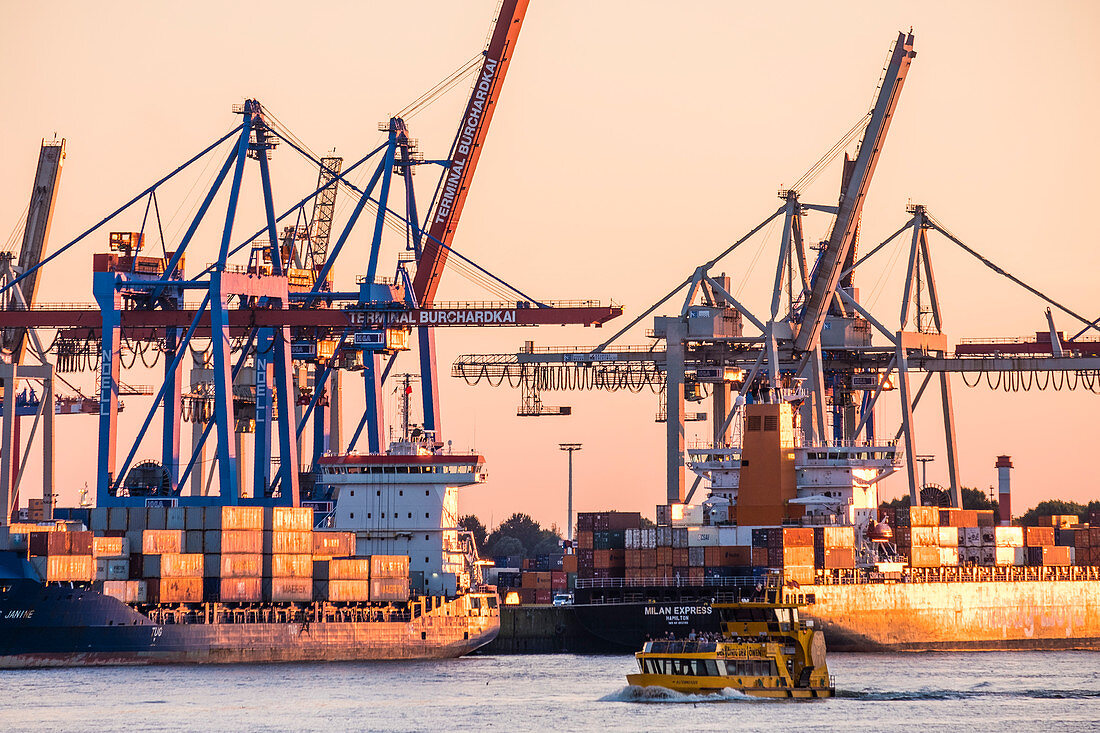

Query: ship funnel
<box><xmin>996</xmin><ymin>455</ymin><xmax>1012</xmax><ymax>525</ymax></box>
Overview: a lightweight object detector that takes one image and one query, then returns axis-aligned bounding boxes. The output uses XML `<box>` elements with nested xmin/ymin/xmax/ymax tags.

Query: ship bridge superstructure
<box><xmin>317</xmin><ymin>441</ymin><xmax>485</xmax><ymax>596</ymax></box>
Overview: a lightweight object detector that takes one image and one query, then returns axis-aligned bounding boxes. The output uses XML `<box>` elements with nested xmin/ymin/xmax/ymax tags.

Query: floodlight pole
<box><xmin>560</xmin><ymin>443</ymin><xmax>582</xmax><ymax>542</ymax></box>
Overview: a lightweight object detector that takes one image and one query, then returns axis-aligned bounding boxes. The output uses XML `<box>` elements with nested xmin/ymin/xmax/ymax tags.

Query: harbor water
<box><xmin>2</xmin><ymin>651</ymin><xmax>1098</xmax><ymax>731</ymax></box>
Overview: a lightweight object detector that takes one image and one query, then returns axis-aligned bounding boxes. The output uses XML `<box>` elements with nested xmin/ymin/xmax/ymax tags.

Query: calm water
<box><xmin>3</xmin><ymin>652</ymin><xmax>1098</xmax><ymax>731</ymax></box>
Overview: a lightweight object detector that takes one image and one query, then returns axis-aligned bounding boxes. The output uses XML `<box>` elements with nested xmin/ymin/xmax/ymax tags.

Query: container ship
<box><xmin>489</xmin><ymin>400</ymin><xmax>1100</xmax><ymax>653</ymax></box>
<box><xmin>0</xmin><ymin>438</ymin><xmax>500</xmax><ymax>668</ymax></box>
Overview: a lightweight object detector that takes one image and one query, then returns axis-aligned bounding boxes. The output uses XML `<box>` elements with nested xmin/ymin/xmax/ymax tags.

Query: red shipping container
<box><xmin>688</xmin><ymin>567</ymin><xmax>705</xmax><ymax>584</ymax></box>
<box><xmin>656</xmin><ymin>547</ymin><xmax>673</xmax><ymax>566</ymax></box>
<box><xmin>823</xmin><ymin>547</ymin><xmax>856</xmax><ymax>569</ymax></box>
<box><xmin>551</xmin><ymin>571</ymin><xmax>567</xmax><ymax>590</ymax></box>
<box><xmin>751</xmin><ymin>548</ymin><xmax>768</xmax><ymax>567</ymax></box>
<box><xmin>673</xmin><ymin>548</ymin><xmax>689</xmax><ymax>567</ymax></box>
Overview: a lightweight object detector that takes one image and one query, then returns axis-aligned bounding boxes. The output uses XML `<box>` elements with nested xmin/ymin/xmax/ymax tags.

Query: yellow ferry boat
<box><xmin>626</xmin><ymin>576</ymin><xmax>834</xmax><ymax>698</ymax></box>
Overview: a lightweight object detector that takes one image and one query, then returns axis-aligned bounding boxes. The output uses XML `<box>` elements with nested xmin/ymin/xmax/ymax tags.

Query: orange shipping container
<box><xmin>266</xmin><ymin>576</ymin><xmax>312</xmax><ymax>602</ymax></box>
<box><xmin>312</xmin><ymin>532</ymin><xmax>356</xmax><ymax>558</ymax></box>
<box><xmin>328</xmin><ymin>558</ymin><xmax>371</xmax><ymax>580</ymax></box>
<box><xmin>268</xmin><ymin>531</ymin><xmax>313</xmax><ymax>555</ymax></box>
<box><xmin>220</xmin><ymin>554</ymin><xmax>263</xmax><ymax>578</ymax></box>
<box><xmin>142</xmin><ymin>530</ymin><xmax>183</xmax><ymax>555</ymax></box>
<box><xmin>150</xmin><ymin>577</ymin><xmax>203</xmax><ymax>603</ymax></box>
<box><xmin>328</xmin><ymin>579</ymin><xmax>371</xmax><ymax>602</ymax></box>
<box><xmin>909</xmin><ymin>546</ymin><xmax>941</xmax><ymax>568</ymax></box>
<box><xmin>266</xmin><ymin>554</ymin><xmax>312</xmax><ymax>578</ymax></box>
<box><xmin>220</xmin><ymin>577</ymin><xmax>263</xmax><ymax>602</ymax></box>
<box><xmin>718</xmin><ymin>546</ymin><xmax>752</xmax><ymax>567</ymax></box>
<box><xmin>144</xmin><ymin>553</ymin><xmax>203</xmax><ymax>578</ymax></box>
<box><xmin>221</xmin><ymin>506</ymin><xmax>263</xmax><ymax>531</ymax></box>
<box><xmin>781</xmin><ymin>546</ymin><xmax>815</xmax><ymax>567</ymax></box>
<box><xmin>370</xmin><ymin>555</ymin><xmax>409</xmax><ymax>579</ymax></box>
<box><xmin>33</xmin><ymin>555</ymin><xmax>95</xmax><ymax>582</ymax></box>
<box><xmin>781</xmin><ymin>528</ymin><xmax>814</xmax><ymax>547</ymax></box>
<box><xmin>1026</xmin><ymin>527</ymin><xmax>1056</xmax><ymax>547</ymax></box>
<box><xmin>823</xmin><ymin>547</ymin><xmax>856</xmax><ymax>569</ymax></box>
<box><xmin>910</xmin><ymin>527</ymin><xmax>938</xmax><ymax>547</ymax></box>
<box><xmin>673</xmin><ymin>548</ymin><xmax>689</xmax><ymax>567</ymax></box>
<box><xmin>562</xmin><ymin>554</ymin><xmax>578</xmax><ymax>574</ymax></box>
<box><xmin>92</xmin><ymin>536</ymin><xmax>129</xmax><ymax>558</ymax></box>
<box><xmin>370</xmin><ymin>577</ymin><xmax>410</xmax><ymax>602</ymax></box>
<box><xmin>656</xmin><ymin>547</ymin><xmax>673</xmax><ymax>566</ymax></box>
<box><xmin>267</xmin><ymin>507</ymin><xmax>313</xmax><ymax>532</ymax></box>
<box><xmin>219</xmin><ymin>530</ymin><xmax>263</xmax><ymax>554</ymax></box>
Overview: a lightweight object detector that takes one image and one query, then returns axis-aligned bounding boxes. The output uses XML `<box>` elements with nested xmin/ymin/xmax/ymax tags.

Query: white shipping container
<box><xmin>95</xmin><ymin>557</ymin><xmax>130</xmax><ymax>581</ymax></box>
<box><xmin>642</xmin><ymin>528</ymin><xmax>657</xmax><ymax>549</ymax></box>
<box><xmin>687</xmin><ymin>527</ymin><xmax>720</xmax><ymax>546</ymax></box>
<box><xmin>994</xmin><ymin>546</ymin><xmax>1017</xmax><ymax>566</ymax></box>
<box><xmin>939</xmin><ymin>547</ymin><xmax>959</xmax><ymax>566</ymax></box>
<box><xmin>937</xmin><ymin>527</ymin><xmax>959</xmax><ymax>547</ymax></box>
<box><xmin>102</xmin><ymin>579</ymin><xmax>147</xmax><ymax>604</ymax></box>
<box><xmin>717</xmin><ymin>526</ymin><xmax>754</xmax><ymax>547</ymax></box>
<box><xmin>625</xmin><ymin>529</ymin><xmax>638</xmax><ymax>550</ymax></box>
<box><xmin>995</xmin><ymin>526</ymin><xmax>1025</xmax><ymax>547</ymax></box>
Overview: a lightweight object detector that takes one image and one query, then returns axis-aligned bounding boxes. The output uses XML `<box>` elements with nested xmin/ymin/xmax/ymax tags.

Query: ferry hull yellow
<box><xmin>626</xmin><ymin>673</ymin><xmax>833</xmax><ymax>698</ymax></box>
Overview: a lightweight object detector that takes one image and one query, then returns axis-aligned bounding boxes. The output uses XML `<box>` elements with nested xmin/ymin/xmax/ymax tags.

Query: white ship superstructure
<box><xmin>317</xmin><ymin>437</ymin><xmax>487</xmax><ymax>596</ymax></box>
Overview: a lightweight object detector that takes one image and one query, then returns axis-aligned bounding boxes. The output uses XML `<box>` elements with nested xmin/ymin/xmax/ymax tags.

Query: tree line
<box><xmin>458</xmin><ymin>513</ymin><xmax>563</xmax><ymax>559</ymax></box>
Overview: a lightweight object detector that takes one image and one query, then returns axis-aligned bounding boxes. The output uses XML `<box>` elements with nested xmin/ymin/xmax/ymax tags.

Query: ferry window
<box><xmin>703</xmin><ymin>659</ymin><xmax>719</xmax><ymax>676</ymax></box>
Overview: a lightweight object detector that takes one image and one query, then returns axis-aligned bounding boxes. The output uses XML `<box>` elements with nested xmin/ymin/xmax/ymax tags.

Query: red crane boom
<box><xmin>411</xmin><ymin>0</ymin><xmax>530</xmax><ymax>307</ymax></box>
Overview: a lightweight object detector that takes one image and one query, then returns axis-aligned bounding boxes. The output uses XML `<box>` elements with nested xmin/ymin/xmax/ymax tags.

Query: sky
<box><xmin>1</xmin><ymin>1</ymin><xmax>1098</xmax><ymax>530</ymax></box>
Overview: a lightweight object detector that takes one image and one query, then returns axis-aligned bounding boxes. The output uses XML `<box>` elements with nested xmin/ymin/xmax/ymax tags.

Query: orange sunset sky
<box><xmin>1</xmin><ymin>1</ymin><xmax>1097</xmax><ymax>530</ymax></box>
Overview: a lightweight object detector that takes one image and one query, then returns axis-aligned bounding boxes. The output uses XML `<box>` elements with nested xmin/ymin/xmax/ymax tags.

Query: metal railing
<box><xmin>575</xmin><ymin>575</ymin><xmax>759</xmax><ymax>590</ymax></box>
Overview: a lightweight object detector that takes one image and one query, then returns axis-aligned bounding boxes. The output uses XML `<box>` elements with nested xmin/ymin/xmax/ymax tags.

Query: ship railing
<box><xmin>644</xmin><ymin>640</ymin><xmax>718</xmax><ymax>654</ymax></box>
<box><xmin>575</xmin><ymin>575</ymin><xmax>759</xmax><ymax>590</ymax></box>
<box><xmin>816</xmin><ymin>564</ymin><xmax>1100</xmax><ymax>586</ymax></box>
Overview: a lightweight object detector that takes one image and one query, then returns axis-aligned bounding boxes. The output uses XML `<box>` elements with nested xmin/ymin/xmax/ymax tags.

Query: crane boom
<box><xmin>3</xmin><ymin>139</ymin><xmax>64</xmax><ymax>362</ymax></box>
<box><xmin>305</xmin><ymin>155</ymin><xmax>342</xmax><ymax>272</ymax></box>
<box><xmin>412</xmin><ymin>0</ymin><xmax>529</xmax><ymax>306</ymax></box>
<box><xmin>793</xmin><ymin>31</ymin><xmax>915</xmax><ymax>353</ymax></box>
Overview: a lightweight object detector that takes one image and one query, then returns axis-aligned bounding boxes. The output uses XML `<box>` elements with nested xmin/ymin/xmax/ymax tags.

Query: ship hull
<box><xmin>545</xmin><ymin>580</ymin><xmax>1100</xmax><ymax>653</ymax></box>
<box><xmin>0</xmin><ymin>581</ymin><xmax>499</xmax><ymax>668</ymax></box>
<box><xmin>801</xmin><ymin>579</ymin><xmax>1100</xmax><ymax>651</ymax></box>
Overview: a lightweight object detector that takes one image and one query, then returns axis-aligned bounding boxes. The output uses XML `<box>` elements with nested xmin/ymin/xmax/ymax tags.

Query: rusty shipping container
<box><xmin>92</xmin><ymin>536</ymin><xmax>129</xmax><ymax>558</ymax></box>
<box><xmin>326</xmin><ymin>558</ymin><xmax>371</xmax><ymax>580</ymax></box>
<box><xmin>266</xmin><ymin>507</ymin><xmax>313</xmax><ymax>532</ymax></box>
<box><xmin>219</xmin><ymin>577</ymin><xmax>263</xmax><ymax>602</ymax></box>
<box><xmin>311</xmin><ymin>532</ymin><xmax>356</xmax><ymax>558</ymax></box>
<box><xmin>149</xmin><ymin>577</ymin><xmax>203</xmax><ymax>603</ymax></box>
<box><xmin>219</xmin><ymin>554</ymin><xmax>263</xmax><ymax>578</ymax></box>
<box><xmin>370</xmin><ymin>577</ymin><xmax>411</xmax><ymax>602</ymax></box>
<box><xmin>219</xmin><ymin>506</ymin><xmax>264</xmax><ymax>531</ymax></box>
<box><xmin>143</xmin><ymin>553</ymin><xmax>203</xmax><ymax>578</ymax></box>
<box><xmin>31</xmin><ymin>555</ymin><xmax>96</xmax><ymax>582</ymax></box>
<box><xmin>142</xmin><ymin>530</ymin><xmax>184</xmax><ymax>555</ymax></box>
<box><xmin>265</xmin><ymin>577</ymin><xmax>312</xmax><ymax>602</ymax></box>
<box><xmin>1026</xmin><ymin>527</ymin><xmax>1056</xmax><ymax>547</ymax></box>
<box><xmin>265</xmin><ymin>554</ymin><xmax>313</xmax><ymax>578</ymax></box>
<box><xmin>267</xmin><ymin>531</ymin><xmax>313</xmax><ymax>555</ymax></box>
